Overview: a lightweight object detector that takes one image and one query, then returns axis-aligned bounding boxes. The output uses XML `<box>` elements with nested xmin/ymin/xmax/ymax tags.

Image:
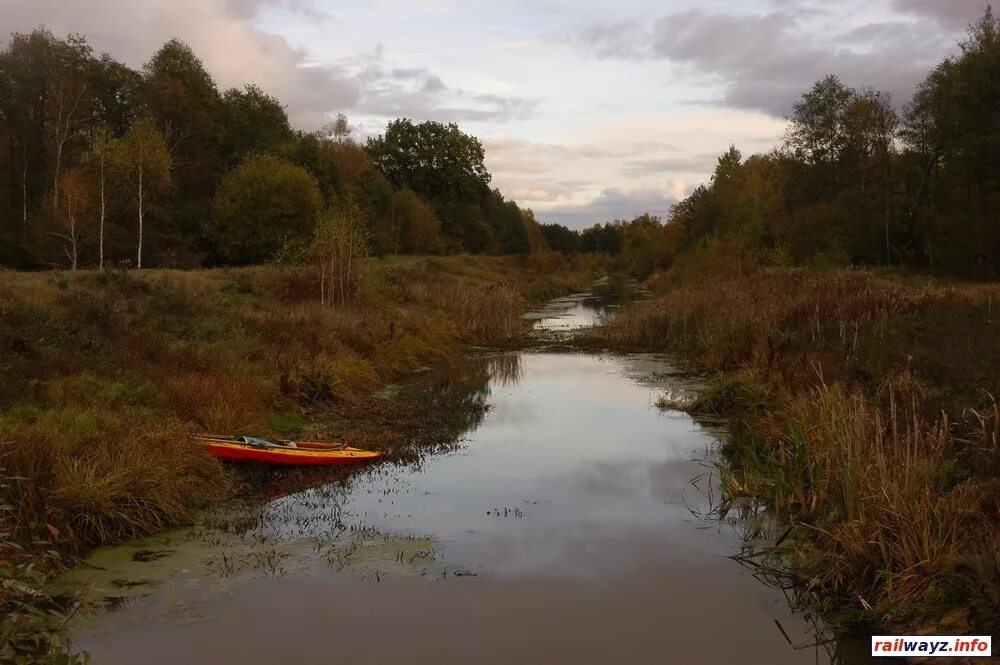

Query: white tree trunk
<box><xmin>21</xmin><ymin>153</ymin><xmax>28</xmax><ymax>241</ymax></box>
<box><xmin>320</xmin><ymin>261</ymin><xmax>326</xmax><ymax>306</ymax></box>
<box><xmin>69</xmin><ymin>210</ymin><xmax>78</xmax><ymax>271</ymax></box>
<box><xmin>136</xmin><ymin>144</ymin><xmax>144</xmax><ymax>269</ymax></box>
<box><xmin>60</xmin><ymin>190</ymin><xmax>79</xmax><ymax>271</ymax></box>
<box><xmin>51</xmin><ymin>79</ymin><xmax>87</xmax><ymax>220</ymax></box>
<box><xmin>53</xmin><ymin>140</ymin><xmax>63</xmax><ymax>217</ymax></box>
<box><xmin>392</xmin><ymin>208</ymin><xmax>400</xmax><ymax>255</ymax></box>
<box><xmin>345</xmin><ymin>235</ymin><xmax>353</xmax><ymax>303</ymax></box>
<box><xmin>99</xmin><ymin>148</ymin><xmax>106</xmax><ymax>271</ymax></box>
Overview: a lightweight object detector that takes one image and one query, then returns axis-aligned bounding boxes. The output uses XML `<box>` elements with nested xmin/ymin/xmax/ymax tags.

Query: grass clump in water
<box><xmin>687</xmin><ymin>377</ymin><xmax>773</xmax><ymax>415</ymax></box>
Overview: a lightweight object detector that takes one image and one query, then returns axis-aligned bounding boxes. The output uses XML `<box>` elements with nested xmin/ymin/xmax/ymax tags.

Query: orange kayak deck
<box><xmin>200</xmin><ymin>438</ymin><xmax>381</xmax><ymax>466</ymax></box>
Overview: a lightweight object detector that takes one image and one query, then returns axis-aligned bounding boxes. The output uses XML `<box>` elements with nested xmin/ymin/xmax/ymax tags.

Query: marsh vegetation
<box><xmin>0</xmin><ymin>255</ymin><xmax>598</xmax><ymax>661</ymax></box>
<box><xmin>587</xmin><ymin>249</ymin><xmax>999</xmax><ymax>632</ymax></box>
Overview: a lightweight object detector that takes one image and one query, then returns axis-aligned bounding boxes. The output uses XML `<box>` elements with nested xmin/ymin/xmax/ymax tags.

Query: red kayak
<box><xmin>197</xmin><ymin>434</ymin><xmax>381</xmax><ymax>467</ymax></box>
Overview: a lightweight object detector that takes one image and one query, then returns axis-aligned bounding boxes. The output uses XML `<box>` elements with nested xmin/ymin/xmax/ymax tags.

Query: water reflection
<box><xmin>63</xmin><ymin>353</ymin><xmax>839</xmax><ymax>664</ymax></box>
<box><xmin>59</xmin><ymin>289</ymin><xmax>872</xmax><ymax>665</ymax></box>
<box><xmin>526</xmin><ymin>276</ymin><xmax>649</xmax><ymax>338</ymax></box>
<box><xmin>717</xmin><ymin>497</ymin><xmax>887</xmax><ymax>664</ymax></box>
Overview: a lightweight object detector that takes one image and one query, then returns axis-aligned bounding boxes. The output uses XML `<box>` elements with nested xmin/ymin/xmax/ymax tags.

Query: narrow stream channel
<box><xmin>58</xmin><ymin>291</ymin><xmax>856</xmax><ymax>664</ymax></box>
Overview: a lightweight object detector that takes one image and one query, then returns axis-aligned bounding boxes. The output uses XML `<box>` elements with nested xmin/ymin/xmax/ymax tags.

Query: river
<box><xmin>57</xmin><ymin>290</ymin><xmax>862</xmax><ymax>664</ymax></box>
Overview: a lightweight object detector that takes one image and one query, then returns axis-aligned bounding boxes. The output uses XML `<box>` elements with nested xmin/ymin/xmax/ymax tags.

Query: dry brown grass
<box><xmin>595</xmin><ymin>252</ymin><xmax>1000</xmax><ymax>629</ymax></box>
<box><xmin>161</xmin><ymin>373</ymin><xmax>274</xmax><ymax>434</ymax></box>
<box><xmin>437</xmin><ymin>282</ymin><xmax>526</xmax><ymax>346</ymax></box>
<box><xmin>1</xmin><ymin>418</ymin><xmax>231</xmax><ymax>549</ymax></box>
<box><xmin>0</xmin><ymin>255</ymin><xmax>592</xmax><ymax>557</ymax></box>
<box><xmin>727</xmin><ymin>383</ymin><xmax>997</xmax><ymax>626</ymax></box>
<box><xmin>0</xmin><ymin>254</ymin><xmax>599</xmax><ymax>662</ymax></box>
<box><xmin>602</xmin><ymin>267</ymin><xmax>960</xmax><ymax>373</ymax></box>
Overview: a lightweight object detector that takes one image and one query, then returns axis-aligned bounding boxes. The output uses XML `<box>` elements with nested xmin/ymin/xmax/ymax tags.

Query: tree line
<box><xmin>0</xmin><ymin>29</ymin><xmax>542</xmax><ymax>270</ymax></box>
<box><xmin>540</xmin><ymin>8</ymin><xmax>1000</xmax><ymax>279</ymax></box>
<box><xmin>4</xmin><ymin>10</ymin><xmax>998</xmax><ymax>277</ymax></box>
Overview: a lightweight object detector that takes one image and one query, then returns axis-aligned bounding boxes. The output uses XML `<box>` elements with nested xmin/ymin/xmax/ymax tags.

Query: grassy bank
<box><xmin>589</xmin><ymin>252</ymin><xmax>999</xmax><ymax>633</ymax></box>
<box><xmin>0</xmin><ymin>253</ymin><xmax>599</xmax><ymax>660</ymax></box>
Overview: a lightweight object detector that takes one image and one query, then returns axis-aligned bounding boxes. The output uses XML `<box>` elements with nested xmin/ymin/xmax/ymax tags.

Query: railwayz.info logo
<box><xmin>871</xmin><ymin>635</ymin><xmax>992</xmax><ymax>658</ymax></box>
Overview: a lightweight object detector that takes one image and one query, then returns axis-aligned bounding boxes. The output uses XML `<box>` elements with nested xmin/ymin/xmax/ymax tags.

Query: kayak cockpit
<box><xmin>237</xmin><ymin>436</ymin><xmax>297</xmax><ymax>449</ymax></box>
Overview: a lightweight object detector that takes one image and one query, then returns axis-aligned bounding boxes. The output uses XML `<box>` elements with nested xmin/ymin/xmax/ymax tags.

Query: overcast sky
<box><xmin>0</xmin><ymin>0</ymin><xmax>987</xmax><ymax>227</ymax></box>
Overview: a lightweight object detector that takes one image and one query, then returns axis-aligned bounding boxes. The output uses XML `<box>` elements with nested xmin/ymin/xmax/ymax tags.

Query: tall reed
<box><xmin>596</xmin><ymin>257</ymin><xmax>1000</xmax><ymax>629</ymax></box>
<box><xmin>728</xmin><ymin>383</ymin><xmax>995</xmax><ymax>626</ymax></box>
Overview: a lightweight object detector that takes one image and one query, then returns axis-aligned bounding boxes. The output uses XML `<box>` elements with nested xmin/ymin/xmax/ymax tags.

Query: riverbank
<box><xmin>0</xmin><ymin>254</ymin><xmax>600</xmax><ymax>660</ymax></box>
<box><xmin>584</xmin><ymin>252</ymin><xmax>1000</xmax><ymax>635</ymax></box>
<box><xmin>58</xmin><ymin>332</ymin><xmax>828</xmax><ymax>665</ymax></box>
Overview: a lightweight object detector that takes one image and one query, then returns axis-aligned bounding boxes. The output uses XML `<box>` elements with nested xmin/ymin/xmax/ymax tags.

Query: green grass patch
<box><xmin>266</xmin><ymin>412</ymin><xmax>307</xmax><ymax>435</ymax></box>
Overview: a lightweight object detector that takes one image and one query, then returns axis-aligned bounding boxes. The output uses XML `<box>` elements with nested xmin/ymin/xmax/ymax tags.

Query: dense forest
<box><xmin>2</xmin><ymin>9</ymin><xmax>999</xmax><ymax>278</ymax></box>
<box><xmin>0</xmin><ymin>31</ymin><xmax>539</xmax><ymax>270</ymax></box>
<box><xmin>543</xmin><ymin>9</ymin><xmax>1000</xmax><ymax>280</ymax></box>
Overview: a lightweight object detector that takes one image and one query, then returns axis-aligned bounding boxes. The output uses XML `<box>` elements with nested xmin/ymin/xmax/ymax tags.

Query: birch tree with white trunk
<box><xmin>88</xmin><ymin>125</ymin><xmax>114</xmax><ymax>270</ymax></box>
<box><xmin>312</xmin><ymin>202</ymin><xmax>369</xmax><ymax>306</ymax></box>
<box><xmin>52</xmin><ymin>169</ymin><xmax>88</xmax><ymax>270</ymax></box>
<box><xmin>112</xmin><ymin>118</ymin><xmax>171</xmax><ymax>269</ymax></box>
<box><xmin>48</xmin><ymin>35</ymin><xmax>92</xmax><ymax>218</ymax></box>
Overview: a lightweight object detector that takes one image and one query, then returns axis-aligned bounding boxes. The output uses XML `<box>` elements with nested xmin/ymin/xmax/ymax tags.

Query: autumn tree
<box><xmin>712</xmin><ymin>145</ymin><xmax>742</xmax><ymax>187</ymax></box>
<box><xmin>367</xmin><ymin>119</ymin><xmax>491</xmax><ymax>195</ymax></box>
<box><xmin>207</xmin><ymin>154</ymin><xmax>322</xmax><ymax>265</ymax></box>
<box><xmin>842</xmin><ymin>88</ymin><xmax>899</xmax><ymax>263</ymax></box>
<box><xmin>219</xmin><ymin>84</ymin><xmax>292</xmax><ymax>167</ymax></box>
<box><xmin>315</xmin><ymin>113</ymin><xmax>351</xmax><ymax>144</ymax></box>
<box><xmin>539</xmin><ymin>223</ymin><xmax>581</xmax><ymax>253</ymax></box>
<box><xmin>784</xmin><ymin>75</ymin><xmax>854</xmax><ymax>169</ymax></box>
<box><xmin>52</xmin><ymin>168</ymin><xmax>89</xmax><ymax>269</ymax></box>
<box><xmin>143</xmin><ymin>39</ymin><xmax>223</xmax><ymax>244</ymax></box>
<box><xmin>111</xmin><ymin>117</ymin><xmax>172</xmax><ymax>268</ymax></box>
<box><xmin>389</xmin><ymin>187</ymin><xmax>442</xmax><ymax>254</ymax></box>
<box><xmin>143</xmin><ymin>39</ymin><xmax>220</xmax><ymax>156</ymax></box>
<box><xmin>521</xmin><ymin>208</ymin><xmax>548</xmax><ymax>255</ymax></box>
<box><xmin>903</xmin><ymin>6</ymin><xmax>1000</xmax><ymax>276</ymax></box>
<box><xmin>87</xmin><ymin>124</ymin><xmax>114</xmax><ymax>269</ymax></box>
<box><xmin>0</xmin><ymin>29</ymin><xmax>89</xmax><ymax>248</ymax></box>
<box><xmin>367</xmin><ymin>119</ymin><xmax>500</xmax><ymax>251</ymax></box>
<box><xmin>1</xmin><ymin>28</ymin><xmax>520</xmax><ymax>268</ymax></box>
<box><xmin>90</xmin><ymin>53</ymin><xmax>142</xmax><ymax>136</ymax></box>
<box><xmin>312</xmin><ymin>201</ymin><xmax>370</xmax><ymax>306</ymax></box>
<box><xmin>781</xmin><ymin>76</ymin><xmax>901</xmax><ymax>263</ymax></box>
<box><xmin>579</xmin><ymin>223</ymin><xmax>622</xmax><ymax>253</ymax></box>
<box><xmin>47</xmin><ymin>34</ymin><xmax>93</xmax><ymax>219</ymax></box>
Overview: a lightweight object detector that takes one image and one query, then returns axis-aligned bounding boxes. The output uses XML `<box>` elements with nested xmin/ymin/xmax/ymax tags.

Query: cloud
<box><xmin>0</xmin><ymin>0</ymin><xmax>539</xmax><ymax>130</ymax></box>
<box><xmin>573</xmin><ymin>20</ymin><xmax>648</xmax><ymax>58</ymax></box>
<box><xmin>224</xmin><ymin>0</ymin><xmax>327</xmax><ymax>21</ymax></box>
<box><xmin>652</xmin><ymin>8</ymin><xmax>949</xmax><ymax>115</ymax></box>
<box><xmin>622</xmin><ymin>153</ymin><xmax>722</xmax><ymax>177</ymax></box>
<box><xmin>340</xmin><ymin>48</ymin><xmax>539</xmax><ymax>126</ymax></box>
<box><xmin>892</xmin><ymin>0</ymin><xmax>989</xmax><ymax>28</ymax></box>
<box><xmin>0</xmin><ymin>0</ymin><xmax>357</xmax><ymax>129</ymax></box>
<box><xmin>533</xmin><ymin>185</ymin><xmax>684</xmax><ymax>229</ymax></box>
<box><xmin>484</xmin><ymin>136</ymin><xmax>681</xmax><ymax>176</ymax></box>
<box><xmin>500</xmin><ymin>178</ymin><xmax>596</xmax><ymax>204</ymax></box>
<box><xmin>576</xmin><ymin>2</ymin><xmax>973</xmax><ymax>117</ymax></box>
<box><xmin>483</xmin><ymin>110</ymin><xmax>783</xmax><ymax>227</ymax></box>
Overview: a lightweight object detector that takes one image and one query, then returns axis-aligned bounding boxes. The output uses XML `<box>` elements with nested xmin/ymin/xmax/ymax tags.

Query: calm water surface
<box><xmin>59</xmin><ymin>292</ymin><xmax>853</xmax><ymax>664</ymax></box>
